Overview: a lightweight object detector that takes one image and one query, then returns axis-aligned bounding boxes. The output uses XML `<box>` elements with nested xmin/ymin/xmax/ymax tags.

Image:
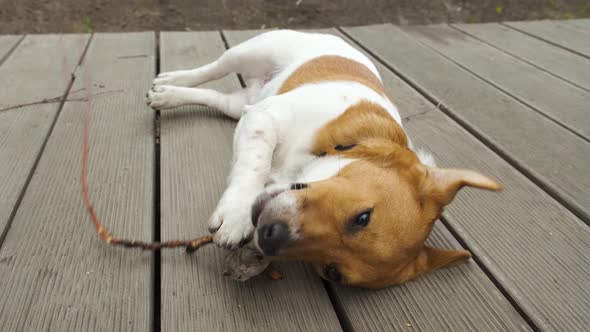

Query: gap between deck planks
<box><xmin>342</xmin><ymin>24</ymin><xmax>590</xmax><ymax>331</ymax></box>
<box><xmin>343</xmin><ymin>24</ymin><xmax>590</xmax><ymax>225</ymax></box>
<box><xmin>0</xmin><ymin>34</ymin><xmax>88</xmax><ymax>244</ymax></box>
<box><xmin>0</xmin><ymin>21</ymin><xmax>588</xmax><ymax>332</ymax></box>
<box><xmin>504</xmin><ymin>20</ymin><xmax>590</xmax><ymax>58</ymax></box>
<box><xmin>223</xmin><ymin>29</ymin><xmax>531</xmax><ymax>332</ymax></box>
<box><xmin>158</xmin><ymin>31</ymin><xmax>341</xmax><ymax>332</ymax></box>
<box><xmin>0</xmin><ymin>33</ymin><xmax>155</xmax><ymax>331</ymax></box>
<box><xmin>402</xmin><ymin>24</ymin><xmax>590</xmax><ymax>141</ymax></box>
<box><xmin>451</xmin><ymin>22</ymin><xmax>590</xmax><ymax>92</ymax></box>
<box><xmin>0</xmin><ymin>35</ymin><xmax>23</xmax><ymax>66</ymax></box>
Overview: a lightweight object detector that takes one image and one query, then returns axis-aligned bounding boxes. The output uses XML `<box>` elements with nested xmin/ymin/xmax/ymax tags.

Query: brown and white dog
<box><xmin>147</xmin><ymin>30</ymin><xmax>501</xmax><ymax>288</ymax></box>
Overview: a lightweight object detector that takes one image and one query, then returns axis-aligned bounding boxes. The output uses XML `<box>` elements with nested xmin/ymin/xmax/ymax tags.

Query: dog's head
<box><xmin>252</xmin><ymin>137</ymin><xmax>501</xmax><ymax>288</ymax></box>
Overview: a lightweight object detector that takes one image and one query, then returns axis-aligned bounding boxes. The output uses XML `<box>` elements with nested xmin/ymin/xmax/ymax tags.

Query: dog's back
<box><xmin>231</xmin><ymin>30</ymin><xmax>381</xmax><ymax>101</ymax></box>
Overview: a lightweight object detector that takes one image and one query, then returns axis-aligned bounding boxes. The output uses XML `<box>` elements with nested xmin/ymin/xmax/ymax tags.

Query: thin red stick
<box><xmin>80</xmin><ymin>79</ymin><xmax>212</xmax><ymax>253</ymax></box>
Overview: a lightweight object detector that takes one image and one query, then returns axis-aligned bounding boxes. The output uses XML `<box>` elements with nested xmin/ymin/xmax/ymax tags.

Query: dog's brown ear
<box><xmin>421</xmin><ymin>167</ymin><xmax>502</xmax><ymax>206</ymax></box>
<box><xmin>397</xmin><ymin>246</ymin><xmax>471</xmax><ymax>284</ymax></box>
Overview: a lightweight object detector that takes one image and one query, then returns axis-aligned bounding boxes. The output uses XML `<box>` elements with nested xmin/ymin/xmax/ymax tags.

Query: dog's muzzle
<box><xmin>251</xmin><ymin>189</ymin><xmax>294</xmax><ymax>256</ymax></box>
<box><xmin>257</xmin><ymin>223</ymin><xmax>289</xmax><ymax>256</ymax></box>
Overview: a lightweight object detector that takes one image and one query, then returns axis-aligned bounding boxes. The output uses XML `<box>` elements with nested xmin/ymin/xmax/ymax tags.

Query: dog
<box><xmin>147</xmin><ymin>30</ymin><xmax>501</xmax><ymax>288</ymax></box>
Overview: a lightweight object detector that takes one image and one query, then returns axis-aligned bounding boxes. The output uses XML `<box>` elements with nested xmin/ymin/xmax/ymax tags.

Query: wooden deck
<box><xmin>0</xmin><ymin>19</ymin><xmax>589</xmax><ymax>331</ymax></box>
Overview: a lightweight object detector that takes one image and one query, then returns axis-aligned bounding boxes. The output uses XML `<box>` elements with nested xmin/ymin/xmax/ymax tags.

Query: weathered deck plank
<box><xmin>0</xmin><ymin>34</ymin><xmax>88</xmax><ymax>242</ymax></box>
<box><xmin>344</xmin><ymin>24</ymin><xmax>590</xmax><ymax>224</ymax></box>
<box><xmin>224</xmin><ymin>28</ymin><xmax>531</xmax><ymax>332</ymax></box>
<box><xmin>452</xmin><ymin>23</ymin><xmax>590</xmax><ymax>91</ymax></box>
<box><xmin>159</xmin><ymin>31</ymin><xmax>341</xmax><ymax>332</ymax></box>
<box><xmin>504</xmin><ymin>20</ymin><xmax>590</xmax><ymax>57</ymax></box>
<box><xmin>331</xmin><ymin>232</ymin><xmax>529</xmax><ymax>332</ymax></box>
<box><xmin>344</xmin><ymin>24</ymin><xmax>590</xmax><ymax>331</ymax></box>
<box><xmin>403</xmin><ymin>24</ymin><xmax>590</xmax><ymax>140</ymax></box>
<box><xmin>564</xmin><ymin>18</ymin><xmax>590</xmax><ymax>31</ymax></box>
<box><xmin>0</xmin><ymin>32</ymin><xmax>156</xmax><ymax>331</ymax></box>
<box><xmin>0</xmin><ymin>21</ymin><xmax>588</xmax><ymax>331</ymax></box>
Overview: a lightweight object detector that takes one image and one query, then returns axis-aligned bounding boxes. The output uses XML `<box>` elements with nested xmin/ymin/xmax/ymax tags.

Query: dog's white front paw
<box><xmin>146</xmin><ymin>85</ymin><xmax>180</xmax><ymax>110</ymax></box>
<box><xmin>153</xmin><ymin>70</ymin><xmax>196</xmax><ymax>87</ymax></box>
<box><xmin>209</xmin><ymin>187</ymin><xmax>258</xmax><ymax>249</ymax></box>
<box><xmin>210</xmin><ymin>208</ymin><xmax>255</xmax><ymax>250</ymax></box>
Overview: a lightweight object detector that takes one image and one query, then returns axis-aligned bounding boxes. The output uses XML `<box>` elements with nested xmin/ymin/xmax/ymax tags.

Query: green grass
<box><xmin>82</xmin><ymin>16</ymin><xmax>94</xmax><ymax>33</ymax></box>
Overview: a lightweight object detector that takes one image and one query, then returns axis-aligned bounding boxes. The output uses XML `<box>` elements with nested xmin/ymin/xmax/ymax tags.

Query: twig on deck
<box><xmin>402</xmin><ymin>101</ymin><xmax>442</xmax><ymax>123</ymax></box>
<box><xmin>0</xmin><ymin>89</ymin><xmax>125</xmax><ymax>113</ymax></box>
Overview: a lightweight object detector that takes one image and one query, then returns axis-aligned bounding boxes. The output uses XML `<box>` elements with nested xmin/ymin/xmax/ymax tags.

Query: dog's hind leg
<box><xmin>153</xmin><ymin>40</ymin><xmax>272</xmax><ymax>88</ymax></box>
<box><xmin>153</xmin><ymin>31</ymin><xmax>301</xmax><ymax>88</ymax></box>
<box><xmin>153</xmin><ymin>60</ymin><xmax>230</xmax><ymax>88</ymax></box>
<box><xmin>147</xmin><ymin>85</ymin><xmax>251</xmax><ymax>119</ymax></box>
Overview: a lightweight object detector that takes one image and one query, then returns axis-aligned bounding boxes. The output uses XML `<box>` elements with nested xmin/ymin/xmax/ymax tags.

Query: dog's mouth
<box><xmin>251</xmin><ymin>187</ymin><xmax>299</xmax><ymax>256</ymax></box>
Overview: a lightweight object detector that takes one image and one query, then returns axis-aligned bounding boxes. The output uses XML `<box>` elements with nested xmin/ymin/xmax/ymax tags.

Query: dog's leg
<box><xmin>153</xmin><ymin>60</ymin><xmax>229</xmax><ymax>88</ymax></box>
<box><xmin>148</xmin><ymin>33</ymin><xmax>281</xmax><ymax>117</ymax></box>
<box><xmin>208</xmin><ymin>96</ymin><xmax>286</xmax><ymax>249</ymax></box>
<box><xmin>147</xmin><ymin>85</ymin><xmax>251</xmax><ymax>119</ymax></box>
<box><xmin>153</xmin><ymin>31</ymin><xmax>301</xmax><ymax>88</ymax></box>
<box><xmin>153</xmin><ymin>37</ymin><xmax>275</xmax><ymax>88</ymax></box>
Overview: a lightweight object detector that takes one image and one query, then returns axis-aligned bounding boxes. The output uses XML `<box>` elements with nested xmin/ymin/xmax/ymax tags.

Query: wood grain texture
<box><xmin>403</xmin><ymin>24</ymin><xmax>590</xmax><ymax>140</ymax></box>
<box><xmin>504</xmin><ymin>20</ymin><xmax>590</xmax><ymax>58</ymax></box>
<box><xmin>0</xmin><ymin>34</ymin><xmax>89</xmax><ymax>241</ymax></box>
<box><xmin>452</xmin><ymin>23</ymin><xmax>590</xmax><ymax>92</ymax></box>
<box><xmin>344</xmin><ymin>24</ymin><xmax>590</xmax><ymax>331</ymax></box>
<box><xmin>224</xmin><ymin>28</ymin><xmax>531</xmax><ymax>332</ymax></box>
<box><xmin>344</xmin><ymin>24</ymin><xmax>590</xmax><ymax>224</ymax></box>
<box><xmin>0</xmin><ymin>32</ymin><xmax>156</xmax><ymax>331</ymax></box>
<box><xmin>159</xmin><ymin>31</ymin><xmax>341</xmax><ymax>332</ymax></box>
<box><xmin>331</xmin><ymin>230</ymin><xmax>530</xmax><ymax>332</ymax></box>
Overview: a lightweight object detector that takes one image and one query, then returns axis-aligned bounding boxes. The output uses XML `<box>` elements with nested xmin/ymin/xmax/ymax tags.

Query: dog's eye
<box><xmin>324</xmin><ymin>264</ymin><xmax>342</xmax><ymax>282</ymax></box>
<box><xmin>334</xmin><ymin>144</ymin><xmax>357</xmax><ymax>151</ymax></box>
<box><xmin>352</xmin><ymin>209</ymin><xmax>372</xmax><ymax>228</ymax></box>
<box><xmin>290</xmin><ymin>183</ymin><xmax>308</xmax><ymax>190</ymax></box>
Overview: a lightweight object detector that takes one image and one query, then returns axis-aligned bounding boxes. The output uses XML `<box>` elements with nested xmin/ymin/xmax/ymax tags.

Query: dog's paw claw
<box><xmin>208</xmin><ymin>224</ymin><xmax>221</xmax><ymax>234</ymax></box>
<box><xmin>146</xmin><ymin>85</ymin><xmax>177</xmax><ymax>110</ymax></box>
<box><xmin>152</xmin><ymin>85</ymin><xmax>165</xmax><ymax>93</ymax></box>
<box><xmin>238</xmin><ymin>235</ymin><xmax>253</xmax><ymax>248</ymax></box>
<box><xmin>208</xmin><ymin>212</ymin><xmax>223</xmax><ymax>233</ymax></box>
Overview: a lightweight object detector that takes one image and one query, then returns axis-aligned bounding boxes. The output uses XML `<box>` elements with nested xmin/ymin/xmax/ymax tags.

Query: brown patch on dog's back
<box><xmin>279</xmin><ymin>55</ymin><xmax>386</xmax><ymax>95</ymax></box>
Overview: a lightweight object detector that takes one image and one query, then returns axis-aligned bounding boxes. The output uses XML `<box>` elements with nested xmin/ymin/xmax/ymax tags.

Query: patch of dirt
<box><xmin>0</xmin><ymin>0</ymin><xmax>588</xmax><ymax>33</ymax></box>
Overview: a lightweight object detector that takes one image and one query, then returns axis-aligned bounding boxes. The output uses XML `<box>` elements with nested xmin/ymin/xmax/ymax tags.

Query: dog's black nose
<box><xmin>258</xmin><ymin>223</ymin><xmax>289</xmax><ymax>256</ymax></box>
